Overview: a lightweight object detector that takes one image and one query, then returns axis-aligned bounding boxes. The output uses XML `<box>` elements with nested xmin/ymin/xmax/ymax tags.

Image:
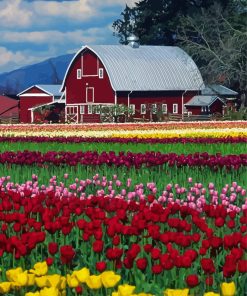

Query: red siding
<box><xmin>0</xmin><ymin>96</ymin><xmax>19</xmax><ymax>118</ymax></box>
<box><xmin>20</xmin><ymin>96</ymin><xmax>53</xmax><ymax>123</ymax></box>
<box><xmin>186</xmin><ymin>99</ymin><xmax>224</xmax><ymax>115</ymax></box>
<box><xmin>65</xmin><ymin>50</ymin><xmax>115</xmax><ymax>106</ymax></box>
<box><xmin>21</xmin><ymin>86</ymin><xmax>49</xmax><ymax>95</ymax></box>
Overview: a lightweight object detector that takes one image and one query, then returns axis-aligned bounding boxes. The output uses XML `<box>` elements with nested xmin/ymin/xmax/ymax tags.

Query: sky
<box><xmin>0</xmin><ymin>0</ymin><xmax>136</xmax><ymax>73</ymax></box>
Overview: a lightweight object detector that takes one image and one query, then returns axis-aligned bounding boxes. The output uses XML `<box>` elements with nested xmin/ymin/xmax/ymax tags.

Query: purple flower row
<box><xmin>0</xmin><ymin>150</ymin><xmax>246</xmax><ymax>169</ymax></box>
<box><xmin>0</xmin><ymin>136</ymin><xmax>246</xmax><ymax>144</ymax></box>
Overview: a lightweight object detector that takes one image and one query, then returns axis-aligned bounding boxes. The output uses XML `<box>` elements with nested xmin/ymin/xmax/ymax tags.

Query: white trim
<box><xmin>140</xmin><ymin>104</ymin><xmax>146</xmax><ymax>114</ymax></box>
<box><xmin>162</xmin><ymin>104</ymin><xmax>167</xmax><ymax>114</ymax></box>
<box><xmin>81</xmin><ymin>53</ymin><xmax>99</xmax><ymax>77</ymax></box>
<box><xmin>61</xmin><ymin>46</ymin><xmax>116</xmax><ymax>92</ymax></box>
<box><xmin>173</xmin><ymin>104</ymin><xmax>178</xmax><ymax>114</ymax></box>
<box><xmin>28</xmin><ymin>101</ymin><xmax>56</xmax><ymax>111</ymax></box>
<box><xmin>31</xmin><ymin>110</ymin><xmax>34</xmax><ymax>123</ymax></box>
<box><xmin>66</xmin><ymin>103</ymin><xmax>115</xmax><ymax>106</ymax></box>
<box><xmin>18</xmin><ymin>85</ymin><xmax>54</xmax><ymax>96</ymax></box>
<box><xmin>86</xmin><ymin>87</ymin><xmax>94</xmax><ymax>103</ymax></box>
<box><xmin>19</xmin><ymin>93</ymin><xmax>51</xmax><ymax>97</ymax></box>
<box><xmin>129</xmin><ymin>104</ymin><xmax>135</xmax><ymax>114</ymax></box>
<box><xmin>66</xmin><ymin>106</ymin><xmax>78</xmax><ymax>123</ymax></box>
<box><xmin>115</xmin><ymin>91</ymin><xmax>117</xmax><ymax>105</ymax></box>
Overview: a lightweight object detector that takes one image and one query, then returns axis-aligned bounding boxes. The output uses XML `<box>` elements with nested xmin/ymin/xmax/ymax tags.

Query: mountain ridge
<box><xmin>0</xmin><ymin>53</ymin><xmax>74</xmax><ymax>95</ymax></box>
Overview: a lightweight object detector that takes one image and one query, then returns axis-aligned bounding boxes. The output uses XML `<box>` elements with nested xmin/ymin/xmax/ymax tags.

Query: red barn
<box><xmin>61</xmin><ymin>36</ymin><xmax>205</xmax><ymax>123</ymax></box>
<box><xmin>18</xmin><ymin>85</ymin><xmax>62</xmax><ymax>123</ymax></box>
<box><xmin>0</xmin><ymin>95</ymin><xmax>19</xmax><ymax>123</ymax></box>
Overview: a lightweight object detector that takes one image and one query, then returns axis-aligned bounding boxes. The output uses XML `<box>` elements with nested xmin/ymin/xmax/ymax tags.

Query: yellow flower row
<box><xmin>0</xmin><ymin>127</ymin><xmax>246</xmax><ymax>139</ymax></box>
<box><xmin>0</xmin><ymin>261</ymin><xmax>237</xmax><ymax>296</ymax></box>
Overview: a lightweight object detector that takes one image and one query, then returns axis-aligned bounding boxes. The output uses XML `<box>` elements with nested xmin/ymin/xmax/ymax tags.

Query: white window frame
<box><xmin>152</xmin><ymin>104</ymin><xmax>157</xmax><ymax>114</ymax></box>
<box><xmin>77</xmin><ymin>69</ymin><xmax>82</xmax><ymax>79</ymax></box>
<box><xmin>93</xmin><ymin>105</ymin><xmax>101</xmax><ymax>114</ymax></box>
<box><xmin>99</xmin><ymin>68</ymin><xmax>104</xmax><ymax>79</ymax></box>
<box><xmin>162</xmin><ymin>104</ymin><xmax>167</xmax><ymax>114</ymax></box>
<box><xmin>140</xmin><ymin>104</ymin><xmax>146</xmax><ymax>114</ymax></box>
<box><xmin>129</xmin><ymin>104</ymin><xmax>135</xmax><ymax>114</ymax></box>
<box><xmin>86</xmin><ymin>87</ymin><xmax>94</xmax><ymax>103</ymax></box>
<box><xmin>80</xmin><ymin>105</ymin><xmax>85</xmax><ymax>114</ymax></box>
<box><xmin>188</xmin><ymin>111</ymin><xmax>192</xmax><ymax>116</ymax></box>
<box><xmin>173</xmin><ymin>104</ymin><xmax>178</xmax><ymax>114</ymax></box>
<box><xmin>88</xmin><ymin>105</ymin><xmax>93</xmax><ymax>114</ymax></box>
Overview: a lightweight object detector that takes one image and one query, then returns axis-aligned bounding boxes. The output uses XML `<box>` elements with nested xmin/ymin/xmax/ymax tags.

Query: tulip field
<box><xmin>0</xmin><ymin>121</ymin><xmax>246</xmax><ymax>296</ymax></box>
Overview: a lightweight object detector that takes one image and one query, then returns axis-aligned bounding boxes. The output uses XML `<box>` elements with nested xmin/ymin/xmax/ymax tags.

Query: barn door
<box><xmin>86</xmin><ymin>87</ymin><xmax>94</xmax><ymax>103</ymax></box>
<box><xmin>66</xmin><ymin>106</ymin><xmax>78</xmax><ymax>123</ymax></box>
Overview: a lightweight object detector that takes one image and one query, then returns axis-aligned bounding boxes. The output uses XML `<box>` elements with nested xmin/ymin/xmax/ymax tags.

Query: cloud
<box><xmin>1</xmin><ymin>27</ymin><xmax>109</xmax><ymax>45</ymax></box>
<box><xmin>0</xmin><ymin>47</ymin><xmax>30</xmax><ymax>68</ymax></box>
<box><xmin>0</xmin><ymin>0</ymin><xmax>33</xmax><ymax>28</ymax></box>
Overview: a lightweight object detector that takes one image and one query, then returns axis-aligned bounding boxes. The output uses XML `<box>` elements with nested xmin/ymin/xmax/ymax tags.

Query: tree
<box><xmin>177</xmin><ymin>1</ymin><xmax>247</xmax><ymax>97</ymax></box>
<box><xmin>112</xmin><ymin>0</ymin><xmax>232</xmax><ymax>45</ymax></box>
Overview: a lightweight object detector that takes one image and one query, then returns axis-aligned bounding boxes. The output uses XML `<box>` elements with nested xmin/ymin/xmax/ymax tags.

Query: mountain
<box><xmin>0</xmin><ymin>53</ymin><xmax>74</xmax><ymax>95</ymax></box>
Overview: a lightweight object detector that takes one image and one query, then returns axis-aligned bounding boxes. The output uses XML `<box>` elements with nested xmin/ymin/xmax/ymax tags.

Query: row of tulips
<box><xmin>0</xmin><ymin>121</ymin><xmax>246</xmax><ymax>132</ymax></box>
<box><xmin>0</xmin><ymin>151</ymin><xmax>246</xmax><ymax>170</ymax></box>
<box><xmin>0</xmin><ymin>174</ymin><xmax>246</xmax><ymax>210</ymax></box>
<box><xmin>0</xmin><ymin>261</ymin><xmax>237</xmax><ymax>296</ymax></box>
<box><xmin>0</xmin><ymin>136</ymin><xmax>246</xmax><ymax>144</ymax></box>
<box><xmin>0</xmin><ymin>127</ymin><xmax>246</xmax><ymax>139</ymax></box>
<box><xmin>0</xmin><ymin>175</ymin><xmax>246</xmax><ymax>294</ymax></box>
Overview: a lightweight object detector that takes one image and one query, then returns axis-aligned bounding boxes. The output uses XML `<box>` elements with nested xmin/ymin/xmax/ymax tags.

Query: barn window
<box><xmin>173</xmin><ymin>104</ymin><xmax>178</xmax><ymax>114</ymax></box>
<box><xmin>99</xmin><ymin>68</ymin><xmax>104</xmax><ymax>79</ymax></box>
<box><xmin>88</xmin><ymin>105</ymin><xmax>93</xmax><ymax>114</ymax></box>
<box><xmin>93</xmin><ymin>105</ymin><xmax>101</xmax><ymax>114</ymax></box>
<box><xmin>152</xmin><ymin>104</ymin><xmax>157</xmax><ymax>114</ymax></box>
<box><xmin>162</xmin><ymin>104</ymin><xmax>167</xmax><ymax>114</ymax></box>
<box><xmin>80</xmin><ymin>105</ymin><xmax>85</xmax><ymax>114</ymax></box>
<box><xmin>77</xmin><ymin>69</ymin><xmax>82</xmax><ymax>79</ymax></box>
<box><xmin>140</xmin><ymin>104</ymin><xmax>146</xmax><ymax>114</ymax></box>
<box><xmin>129</xmin><ymin>104</ymin><xmax>135</xmax><ymax>114</ymax></box>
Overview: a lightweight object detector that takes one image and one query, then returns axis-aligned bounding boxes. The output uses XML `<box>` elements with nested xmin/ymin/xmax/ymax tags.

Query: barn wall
<box><xmin>21</xmin><ymin>87</ymin><xmax>48</xmax><ymax>94</ymax></box>
<box><xmin>65</xmin><ymin>50</ymin><xmax>115</xmax><ymax>105</ymax></box>
<box><xmin>210</xmin><ymin>100</ymin><xmax>224</xmax><ymax>114</ymax></box>
<box><xmin>20</xmin><ymin>96</ymin><xmax>53</xmax><ymax>123</ymax></box>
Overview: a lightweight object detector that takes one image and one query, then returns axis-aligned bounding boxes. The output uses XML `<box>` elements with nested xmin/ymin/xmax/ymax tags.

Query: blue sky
<box><xmin>0</xmin><ymin>0</ymin><xmax>136</xmax><ymax>73</ymax></box>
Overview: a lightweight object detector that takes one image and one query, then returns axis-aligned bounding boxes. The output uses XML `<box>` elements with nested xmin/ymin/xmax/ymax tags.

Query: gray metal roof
<box><xmin>202</xmin><ymin>84</ymin><xmax>238</xmax><ymax>96</ymax></box>
<box><xmin>62</xmin><ymin>45</ymin><xmax>204</xmax><ymax>91</ymax></box>
<box><xmin>185</xmin><ymin>95</ymin><xmax>225</xmax><ymax>107</ymax></box>
<box><xmin>36</xmin><ymin>85</ymin><xmax>62</xmax><ymax>96</ymax></box>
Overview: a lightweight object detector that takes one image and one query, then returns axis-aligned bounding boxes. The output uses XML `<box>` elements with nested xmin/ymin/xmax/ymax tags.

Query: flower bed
<box><xmin>0</xmin><ymin>176</ymin><xmax>246</xmax><ymax>295</ymax></box>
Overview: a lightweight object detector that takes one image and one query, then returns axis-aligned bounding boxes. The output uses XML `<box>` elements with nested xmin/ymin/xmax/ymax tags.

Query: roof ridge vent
<box><xmin>127</xmin><ymin>34</ymin><xmax>140</xmax><ymax>48</ymax></box>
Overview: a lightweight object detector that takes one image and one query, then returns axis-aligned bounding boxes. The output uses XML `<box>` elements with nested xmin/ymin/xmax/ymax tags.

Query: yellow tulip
<box><xmin>10</xmin><ymin>282</ymin><xmax>22</xmax><ymax>289</ymax></box>
<box><xmin>16</xmin><ymin>270</ymin><xmax>29</xmax><ymax>286</ymax></box>
<box><xmin>112</xmin><ymin>293</ymin><xmax>119</xmax><ymax>296</ymax></box>
<box><xmin>204</xmin><ymin>293</ymin><xmax>220</xmax><ymax>296</ymax></box>
<box><xmin>39</xmin><ymin>287</ymin><xmax>60</xmax><ymax>296</ymax></box>
<box><xmin>74</xmin><ymin>267</ymin><xmax>90</xmax><ymax>283</ymax></box>
<box><xmin>0</xmin><ymin>282</ymin><xmax>11</xmax><ymax>293</ymax></box>
<box><xmin>35</xmin><ymin>275</ymin><xmax>49</xmax><ymax>288</ymax></box>
<box><xmin>66</xmin><ymin>274</ymin><xmax>80</xmax><ymax>288</ymax></box>
<box><xmin>25</xmin><ymin>292</ymin><xmax>40</xmax><ymax>296</ymax></box>
<box><xmin>6</xmin><ymin>267</ymin><xmax>23</xmax><ymax>282</ymax></box>
<box><xmin>29</xmin><ymin>261</ymin><xmax>48</xmax><ymax>276</ymax></box>
<box><xmin>86</xmin><ymin>275</ymin><xmax>102</xmax><ymax>289</ymax></box>
<box><xmin>164</xmin><ymin>288</ymin><xmax>189</xmax><ymax>296</ymax></box>
<box><xmin>221</xmin><ymin>282</ymin><xmax>236</xmax><ymax>296</ymax></box>
<box><xmin>46</xmin><ymin>274</ymin><xmax>61</xmax><ymax>288</ymax></box>
<box><xmin>118</xmin><ymin>284</ymin><xmax>136</xmax><ymax>296</ymax></box>
<box><xmin>27</xmin><ymin>273</ymin><xmax>36</xmax><ymax>286</ymax></box>
<box><xmin>58</xmin><ymin>276</ymin><xmax>67</xmax><ymax>290</ymax></box>
<box><xmin>101</xmin><ymin>271</ymin><xmax>121</xmax><ymax>288</ymax></box>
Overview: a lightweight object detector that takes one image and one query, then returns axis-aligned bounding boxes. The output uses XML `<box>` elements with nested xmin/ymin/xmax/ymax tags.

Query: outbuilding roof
<box><xmin>18</xmin><ymin>84</ymin><xmax>62</xmax><ymax>96</ymax></box>
<box><xmin>185</xmin><ymin>95</ymin><xmax>225</xmax><ymax>107</ymax></box>
<box><xmin>202</xmin><ymin>84</ymin><xmax>238</xmax><ymax>96</ymax></box>
<box><xmin>61</xmin><ymin>45</ymin><xmax>204</xmax><ymax>92</ymax></box>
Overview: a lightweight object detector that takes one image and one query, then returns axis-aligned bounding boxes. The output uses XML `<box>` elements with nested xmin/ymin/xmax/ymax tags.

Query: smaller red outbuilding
<box><xmin>185</xmin><ymin>95</ymin><xmax>226</xmax><ymax>116</ymax></box>
<box><xmin>0</xmin><ymin>95</ymin><xmax>19</xmax><ymax>123</ymax></box>
<box><xmin>18</xmin><ymin>85</ymin><xmax>62</xmax><ymax>123</ymax></box>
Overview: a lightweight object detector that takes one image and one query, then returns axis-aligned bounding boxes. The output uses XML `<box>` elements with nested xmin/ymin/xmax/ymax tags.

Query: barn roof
<box><xmin>61</xmin><ymin>45</ymin><xmax>204</xmax><ymax>92</ymax></box>
<box><xmin>18</xmin><ymin>84</ymin><xmax>62</xmax><ymax>96</ymax></box>
<box><xmin>202</xmin><ymin>84</ymin><xmax>238</xmax><ymax>96</ymax></box>
<box><xmin>185</xmin><ymin>95</ymin><xmax>225</xmax><ymax>107</ymax></box>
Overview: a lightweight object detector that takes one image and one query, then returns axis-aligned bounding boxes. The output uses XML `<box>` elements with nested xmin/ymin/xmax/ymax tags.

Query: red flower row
<box><xmin>0</xmin><ymin>150</ymin><xmax>246</xmax><ymax>169</ymax></box>
<box><xmin>0</xmin><ymin>136</ymin><xmax>246</xmax><ymax>144</ymax></box>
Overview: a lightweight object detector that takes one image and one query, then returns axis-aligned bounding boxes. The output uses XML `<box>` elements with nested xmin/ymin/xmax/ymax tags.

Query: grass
<box><xmin>0</xmin><ymin>141</ymin><xmax>246</xmax><ymax>155</ymax></box>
